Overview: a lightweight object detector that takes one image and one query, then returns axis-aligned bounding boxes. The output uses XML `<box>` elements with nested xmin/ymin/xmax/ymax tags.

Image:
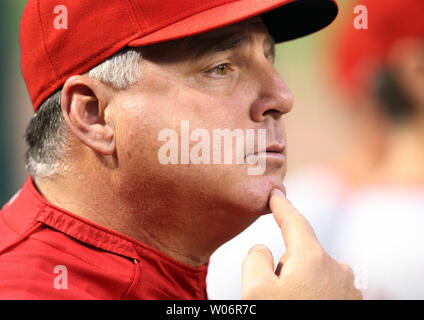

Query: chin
<box><xmin>226</xmin><ymin>173</ymin><xmax>286</xmax><ymax>217</ymax></box>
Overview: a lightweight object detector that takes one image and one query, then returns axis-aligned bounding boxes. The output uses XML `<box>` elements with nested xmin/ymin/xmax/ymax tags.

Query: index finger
<box><xmin>269</xmin><ymin>189</ymin><xmax>321</xmax><ymax>253</ymax></box>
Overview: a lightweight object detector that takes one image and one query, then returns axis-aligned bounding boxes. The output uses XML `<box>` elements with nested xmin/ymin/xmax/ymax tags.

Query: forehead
<box><xmin>208</xmin><ymin>15</ymin><xmax>269</xmax><ymax>36</ymax></box>
<box><xmin>141</xmin><ymin>16</ymin><xmax>272</xmax><ymax>61</ymax></box>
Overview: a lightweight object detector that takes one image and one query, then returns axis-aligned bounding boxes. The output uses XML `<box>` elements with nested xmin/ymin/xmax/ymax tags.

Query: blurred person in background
<box><xmin>207</xmin><ymin>0</ymin><xmax>424</xmax><ymax>300</ymax></box>
<box><xmin>328</xmin><ymin>0</ymin><xmax>424</xmax><ymax>299</ymax></box>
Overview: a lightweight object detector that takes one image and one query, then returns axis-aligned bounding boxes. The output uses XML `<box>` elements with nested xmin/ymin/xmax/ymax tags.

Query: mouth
<box><xmin>265</xmin><ymin>143</ymin><xmax>285</xmax><ymax>154</ymax></box>
<box><xmin>244</xmin><ymin>142</ymin><xmax>286</xmax><ymax>164</ymax></box>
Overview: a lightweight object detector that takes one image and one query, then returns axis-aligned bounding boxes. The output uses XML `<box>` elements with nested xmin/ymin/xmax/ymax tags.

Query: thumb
<box><xmin>242</xmin><ymin>244</ymin><xmax>275</xmax><ymax>296</ymax></box>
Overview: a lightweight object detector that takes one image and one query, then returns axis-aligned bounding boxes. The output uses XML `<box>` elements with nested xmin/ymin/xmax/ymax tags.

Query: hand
<box><xmin>242</xmin><ymin>189</ymin><xmax>363</xmax><ymax>300</ymax></box>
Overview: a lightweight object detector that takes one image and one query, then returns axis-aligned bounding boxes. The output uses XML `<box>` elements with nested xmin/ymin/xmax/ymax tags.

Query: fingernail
<box><xmin>270</xmin><ymin>188</ymin><xmax>286</xmax><ymax>199</ymax></box>
<box><xmin>248</xmin><ymin>244</ymin><xmax>267</xmax><ymax>254</ymax></box>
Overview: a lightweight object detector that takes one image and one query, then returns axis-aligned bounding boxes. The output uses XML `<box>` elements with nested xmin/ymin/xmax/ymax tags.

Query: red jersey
<box><xmin>0</xmin><ymin>176</ymin><xmax>208</xmax><ymax>299</ymax></box>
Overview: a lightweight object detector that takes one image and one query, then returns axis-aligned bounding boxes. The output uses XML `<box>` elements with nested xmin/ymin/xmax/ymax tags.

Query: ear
<box><xmin>61</xmin><ymin>75</ymin><xmax>116</xmax><ymax>155</ymax></box>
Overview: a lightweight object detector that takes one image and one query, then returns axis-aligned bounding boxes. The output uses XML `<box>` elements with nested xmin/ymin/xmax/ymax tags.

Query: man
<box><xmin>0</xmin><ymin>0</ymin><xmax>361</xmax><ymax>299</ymax></box>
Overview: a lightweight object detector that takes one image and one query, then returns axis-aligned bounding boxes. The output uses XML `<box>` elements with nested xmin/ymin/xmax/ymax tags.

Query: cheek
<box><xmin>113</xmin><ymin>85</ymin><xmax>283</xmax><ymax>214</ymax></box>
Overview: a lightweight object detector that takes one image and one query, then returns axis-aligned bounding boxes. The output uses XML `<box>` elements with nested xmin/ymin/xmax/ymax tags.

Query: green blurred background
<box><xmin>0</xmin><ymin>0</ymin><xmax>31</xmax><ymax>204</ymax></box>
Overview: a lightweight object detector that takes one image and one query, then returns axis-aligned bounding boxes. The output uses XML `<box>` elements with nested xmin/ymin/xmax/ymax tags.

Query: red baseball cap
<box><xmin>20</xmin><ymin>0</ymin><xmax>338</xmax><ymax>111</ymax></box>
<box><xmin>335</xmin><ymin>0</ymin><xmax>424</xmax><ymax>95</ymax></box>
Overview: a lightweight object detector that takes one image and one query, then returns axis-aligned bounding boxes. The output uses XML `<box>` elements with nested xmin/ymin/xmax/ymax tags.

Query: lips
<box><xmin>244</xmin><ymin>142</ymin><xmax>286</xmax><ymax>169</ymax></box>
<box><xmin>265</xmin><ymin>143</ymin><xmax>285</xmax><ymax>154</ymax></box>
<box><xmin>245</xmin><ymin>142</ymin><xmax>286</xmax><ymax>158</ymax></box>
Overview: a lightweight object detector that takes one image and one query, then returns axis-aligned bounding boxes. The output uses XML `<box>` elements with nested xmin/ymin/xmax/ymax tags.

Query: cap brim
<box><xmin>129</xmin><ymin>0</ymin><xmax>338</xmax><ymax>47</ymax></box>
<box><xmin>262</xmin><ymin>0</ymin><xmax>338</xmax><ymax>42</ymax></box>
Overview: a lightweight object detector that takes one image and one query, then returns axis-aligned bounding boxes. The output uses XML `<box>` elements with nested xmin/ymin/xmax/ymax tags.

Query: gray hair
<box><xmin>25</xmin><ymin>47</ymin><xmax>143</xmax><ymax>178</ymax></box>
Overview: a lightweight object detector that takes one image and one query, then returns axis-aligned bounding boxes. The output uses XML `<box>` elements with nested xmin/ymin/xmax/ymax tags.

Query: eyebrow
<box><xmin>188</xmin><ymin>31</ymin><xmax>276</xmax><ymax>61</ymax></box>
<box><xmin>203</xmin><ymin>33</ymin><xmax>251</xmax><ymax>54</ymax></box>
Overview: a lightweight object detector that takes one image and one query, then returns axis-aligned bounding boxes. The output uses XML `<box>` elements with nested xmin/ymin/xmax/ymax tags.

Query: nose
<box><xmin>249</xmin><ymin>62</ymin><xmax>294</xmax><ymax>122</ymax></box>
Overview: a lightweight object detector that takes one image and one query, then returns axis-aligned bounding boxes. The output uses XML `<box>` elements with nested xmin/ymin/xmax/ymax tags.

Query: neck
<box><xmin>34</xmin><ymin>167</ymin><xmax>256</xmax><ymax>268</ymax></box>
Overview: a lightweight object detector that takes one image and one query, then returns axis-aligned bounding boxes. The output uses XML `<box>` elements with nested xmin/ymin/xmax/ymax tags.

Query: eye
<box><xmin>265</xmin><ymin>52</ymin><xmax>275</xmax><ymax>64</ymax></box>
<box><xmin>208</xmin><ymin>63</ymin><xmax>233</xmax><ymax>76</ymax></box>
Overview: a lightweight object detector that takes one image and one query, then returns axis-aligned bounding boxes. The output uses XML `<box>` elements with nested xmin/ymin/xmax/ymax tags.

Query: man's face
<box><xmin>112</xmin><ymin>17</ymin><xmax>293</xmax><ymax>217</ymax></box>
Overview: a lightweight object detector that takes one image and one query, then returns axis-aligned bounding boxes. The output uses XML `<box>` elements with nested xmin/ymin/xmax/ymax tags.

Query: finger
<box><xmin>242</xmin><ymin>244</ymin><xmax>275</xmax><ymax>292</ymax></box>
<box><xmin>269</xmin><ymin>189</ymin><xmax>320</xmax><ymax>253</ymax></box>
